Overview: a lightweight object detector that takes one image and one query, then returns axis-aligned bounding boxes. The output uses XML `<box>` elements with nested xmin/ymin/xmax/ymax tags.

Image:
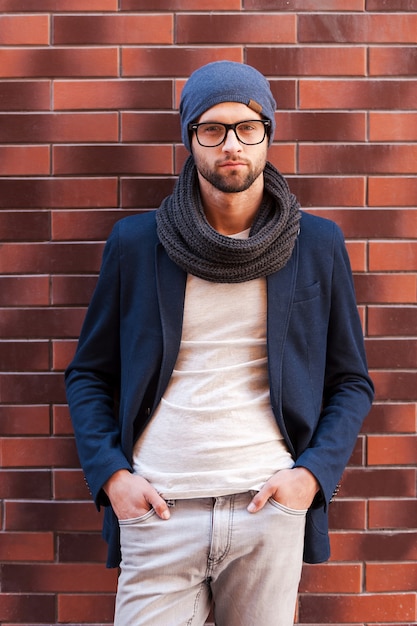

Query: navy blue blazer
<box><xmin>65</xmin><ymin>209</ymin><xmax>374</xmax><ymax>567</ymax></box>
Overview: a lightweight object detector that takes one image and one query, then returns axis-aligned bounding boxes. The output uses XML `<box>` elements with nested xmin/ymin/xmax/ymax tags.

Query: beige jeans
<box><xmin>115</xmin><ymin>491</ymin><xmax>306</xmax><ymax>626</ymax></box>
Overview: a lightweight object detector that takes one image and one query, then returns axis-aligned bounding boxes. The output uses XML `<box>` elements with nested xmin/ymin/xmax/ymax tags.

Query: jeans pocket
<box><xmin>268</xmin><ymin>498</ymin><xmax>307</xmax><ymax>517</ymax></box>
<box><xmin>118</xmin><ymin>508</ymin><xmax>157</xmax><ymax>525</ymax></box>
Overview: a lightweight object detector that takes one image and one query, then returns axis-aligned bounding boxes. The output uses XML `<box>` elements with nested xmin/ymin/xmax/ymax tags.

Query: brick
<box><xmin>0</xmin><ymin>48</ymin><xmax>118</xmax><ymax>78</ymax></box>
<box><xmin>121</xmin><ymin>179</ymin><xmax>175</xmax><ymax>209</ymax></box>
<box><xmin>363</xmin><ymin>402</ymin><xmax>416</xmax><ymax>434</ymax></box>
<box><xmin>299</xmin><ymin>593</ymin><xmax>416</xmax><ymax>623</ymax></box>
<box><xmin>0</xmin><ymin>0</ymin><xmax>117</xmax><ymax>8</ymax></box>
<box><xmin>0</xmin><ymin>593</ymin><xmax>55</xmax><ymax>623</ymax></box>
<box><xmin>0</xmin><ymin>309</ymin><xmax>86</xmax><ymax>339</ymax></box>
<box><xmin>276</xmin><ymin>112</ymin><xmax>366</xmax><ymax>142</ymax></box>
<box><xmin>300</xmin><ymin>79</ymin><xmax>417</xmax><ymax>110</ymax></box>
<box><xmin>330</xmin><ymin>531</ymin><xmax>417</xmax><ymax>562</ymax></box>
<box><xmin>370</xmin><ymin>113</ymin><xmax>417</xmax><ymax>141</ymax></box>
<box><xmin>348</xmin><ymin>436</ymin><xmax>365</xmax><ymax>466</ymax></box>
<box><xmin>307</xmin><ymin>208</ymin><xmax>417</xmax><ymax>239</ymax></box>
<box><xmin>370</xmin><ymin>46</ymin><xmax>417</xmax><ymax>76</ymax></box>
<box><xmin>367</xmin><ymin>0</ymin><xmax>417</xmax><ymax>8</ymax></box>
<box><xmin>297</xmin><ymin>623</ymin><xmax>357</xmax><ymax>626</ymax></box>
<box><xmin>122</xmin><ymin>47</ymin><xmax>242</xmax><ymax>77</ymax></box>
<box><xmin>0</xmin><ymin>341</ymin><xmax>49</xmax><ymax>371</ymax></box>
<box><xmin>366</xmin><ymin>339</ymin><xmax>417</xmax><ymax>369</ymax></box>
<box><xmin>0</xmin><ymin>178</ymin><xmax>118</xmax><ymax>209</ymax></box>
<box><xmin>370</xmin><ymin>241</ymin><xmax>417</xmax><ymax>271</ymax></box>
<box><xmin>367</xmin><ymin>562</ymin><xmax>417</xmax><ymax>592</ymax></box>
<box><xmin>268</xmin><ymin>144</ymin><xmax>296</xmax><ymax>175</ymax></box>
<box><xmin>340</xmin><ymin>468</ymin><xmax>417</xmax><ymax>498</ymax></box>
<box><xmin>0</xmin><ymin>15</ymin><xmax>48</xmax><ymax>45</ymax></box>
<box><xmin>0</xmin><ymin>436</ymin><xmax>77</xmax><ymax>467</ymax></box>
<box><xmin>53</xmin><ymin>339</ymin><xmax>78</xmax><ymax>371</ymax></box>
<box><xmin>4</xmin><ymin>501</ymin><xmax>101</xmax><ymax>533</ymax></box>
<box><xmin>244</xmin><ymin>0</ymin><xmax>364</xmax><ymax>7</ymax></box>
<box><xmin>249</xmin><ymin>47</ymin><xmax>366</xmax><ymax>77</ymax></box>
<box><xmin>0</xmin><ymin>470</ymin><xmax>51</xmax><ymax>498</ymax></box>
<box><xmin>1</xmin><ymin>562</ymin><xmax>117</xmax><ymax>592</ymax></box>
<box><xmin>122</xmin><ymin>112</ymin><xmax>180</xmax><ymax>142</ymax></box>
<box><xmin>53</xmin><ymin>404</ymin><xmax>73</xmax><ymax>436</ymax></box>
<box><xmin>346</xmin><ymin>242</ymin><xmax>366</xmax><ymax>272</ymax></box>
<box><xmin>357</xmin><ymin>305</ymin><xmax>366</xmax><ymax>333</ymax></box>
<box><xmin>299</xmin><ymin>14</ymin><xmax>417</xmax><ymax>43</ymax></box>
<box><xmin>368</xmin><ymin>306</ymin><xmax>417</xmax><ymax>336</ymax></box>
<box><xmin>0</xmin><ymin>372</ymin><xmax>67</xmax><ymax>404</ymax></box>
<box><xmin>54</xmin><ymin>14</ymin><xmax>172</xmax><ymax>44</ymax></box>
<box><xmin>300</xmin><ymin>145</ymin><xmax>417</xmax><ymax>175</ymax></box>
<box><xmin>54</xmin><ymin>79</ymin><xmax>173</xmax><ymax>110</ymax></box>
<box><xmin>299</xmin><ymin>563</ymin><xmax>362</xmax><ymax>594</ymax></box>
<box><xmin>53</xmin><ymin>469</ymin><xmax>91</xmax><ymax>500</ymax></box>
<box><xmin>58</xmin><ymin>532</ymin><xmax>108</xmax><ymax>562</ymax></box>
<box><xmin>369</xmin><ymin>177</ymin><xmax>417</xmax><ymax>207</ymax></box>
<box><xmin>53</xmin><ymin>145</ymin><xmax>173</xmax><ymax>175</ymax></box>
<box><xmin>177</xmin><ymin>14</ymin><xmax>296</xmax><ymax>44</ymax></box>
<box><xmin>368</xmin><ymin>434</ymin><xmax>417</xmax><ymax>465</ymax></box>
<box><xmin>0</xmin><ymin>80</ymin><xmax>50</xmax><ymax>111</ymax></box>
<box><xmin>122</xmin><ymin>0</ymin><xmax>240</xmax><ymax>8</ymax></box>
<box><xmin>328</xmin><ymin>499</ymin><xmax>366</xmax><ymax>530</ymax></box>
<box><xmin>58</xmin><ymin>593</ymin><xmax>116</xmax><ymax>623</ymax></box>
<box><xmin>369</xmin><ymin>499</ymin><xmax>417</xmax><ymax>529</ymax></box>
<box><xmin>371</xmin><ymin>372</ymin><xmax>417</xmax><ymax>403</ymax></box>
<box><xmin>0</xmin><ymin>532</ymin><xmax>54</xmax><ymax>561</ymax></box>
<box><xmin>51</xmin><ymin>277</ymin><xmax>97</xmax><ymax>306</ymax></box>
<box><xmin>354</xmin><ymin>274</ymin><xmax>417</xmax><ymax>304</ymax></box>
<box><xmin>288</xmin><ymin>177</ymin><xmax>365</xmax><ymax>207</ymax></box>
<box><xmin>270</xmin><ymin>80</ymin><xmax>298</xmax><ymax>110</ymax></box>
<box><xmin>0</xmin><ymin>146</ymin><xmax>50</xmax><ymax>176</ymax></box>
<box><xmin>0</xmin><ymin>211</ymin><xmax>50</xmax><ymax>241</ymax></box>
<box><xmin>0</xmin><ymin>406</ymin><xmax>51</xmax><ymax>436</ymax></box>
<box><xmin>51</xmin><ymin>210</ymin><xmax>136</xmax><ymax>241</ymax></box>
<box><xmin>0</xmin><ymin>276</ymin><xmax>49</xmax><ymax>306</ymax></box>
<box><xmin>0</xmin><ymin>243</ymin><xmax>104</xmax><ymax>273</ymax></box>
<box><xmin>0</xmin><ymin>113</ymin><xmax>118</xmax><ymax>143</ymax></box>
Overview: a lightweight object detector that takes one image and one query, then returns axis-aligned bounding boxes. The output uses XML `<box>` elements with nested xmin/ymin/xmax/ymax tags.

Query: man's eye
<box><xmin>202</xmin><ymin>125</ymin><xmax>223</xmax><ymax>134</ymax></box>
<box><xmin>238</xmin><ymin>123</ymin><xmax>256</xmax><ymax>132</ymax></box>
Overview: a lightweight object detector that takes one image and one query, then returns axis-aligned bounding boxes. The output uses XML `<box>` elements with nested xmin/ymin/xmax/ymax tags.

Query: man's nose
<box><xmin>222</xmin><ymin>128</ymin><xmax>242</xmax><ymax>151</ymax></box>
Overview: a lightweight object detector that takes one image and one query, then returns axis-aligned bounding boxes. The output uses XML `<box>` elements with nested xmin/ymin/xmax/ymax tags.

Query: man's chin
<box><xmin>211</xmin><ymin>172</ymin><xmax>254</xmax><ymax>194</ymax></box>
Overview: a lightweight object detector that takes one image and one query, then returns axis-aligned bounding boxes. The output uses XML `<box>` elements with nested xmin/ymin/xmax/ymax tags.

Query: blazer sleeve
<box><xmin>65</xmin><ymin>222</ymin><xmax>132</xmax><ymax>508</ymax></box>
<box><xmin>294</xmin><ymin>223</ymin><xmax>374</xmax><ymax>507</ymax></box>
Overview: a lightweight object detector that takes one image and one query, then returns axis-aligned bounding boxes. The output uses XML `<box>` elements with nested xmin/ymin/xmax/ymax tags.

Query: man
<box><xmin>65</xmin><ymin>61</ymin><xmax>374</xmax><ymax>625</ymax></box>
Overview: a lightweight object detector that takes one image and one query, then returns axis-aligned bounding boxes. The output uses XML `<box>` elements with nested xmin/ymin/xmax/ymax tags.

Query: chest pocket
<box><xmin>293</xmin><ymin>281</ymin><xmax>320</xmax><ymax>304</ymax></box>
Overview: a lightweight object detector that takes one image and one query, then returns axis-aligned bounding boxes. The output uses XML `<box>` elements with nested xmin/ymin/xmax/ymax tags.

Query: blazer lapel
<box><xmin>153</xmin><ymin>244</ymin><xmax>187</xmax><ymax>411</ymax></box>
<box><xmin>267</xmin><ymin>240</ymin><xmax>299</xmax><ymax>448</ymax></box>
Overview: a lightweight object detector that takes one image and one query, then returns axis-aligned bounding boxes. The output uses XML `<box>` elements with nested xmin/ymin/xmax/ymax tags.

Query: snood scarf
<box><xmin>156</xmin><ymin>155</ymin><xmax>301</xmax><ymax>283</ymax></box>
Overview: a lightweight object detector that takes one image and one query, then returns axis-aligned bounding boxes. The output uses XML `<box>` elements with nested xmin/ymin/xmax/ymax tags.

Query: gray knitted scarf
<box><xmin>156</xmin><ymin>156</ymin><xmax>301</xmax><ymax>283</ymax></box>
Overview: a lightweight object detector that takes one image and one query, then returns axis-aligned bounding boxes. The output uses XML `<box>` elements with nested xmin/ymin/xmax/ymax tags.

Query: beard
<box><xmin>194</xmin><ymin>153</ymin><xmax>267</xmax><ymax>194</ymax></box>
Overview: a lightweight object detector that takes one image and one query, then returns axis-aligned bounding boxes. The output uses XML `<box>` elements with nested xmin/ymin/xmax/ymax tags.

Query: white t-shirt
<box><xmin>133</xmin><ymin>264</ymin><xmax>294</xmax><ymax>498</ymax></box>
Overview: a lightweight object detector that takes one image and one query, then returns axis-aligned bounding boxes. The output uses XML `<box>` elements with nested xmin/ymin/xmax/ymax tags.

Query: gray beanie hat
<box><xmin>180</xmin><ymin>61</ymin><xmax>276</xmax><ymax>152</ymax></box>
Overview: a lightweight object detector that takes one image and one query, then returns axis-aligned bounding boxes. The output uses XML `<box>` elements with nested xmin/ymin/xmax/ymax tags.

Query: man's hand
<box><xmin>103</xmin><ymin>470</ymin><xmax>170</xmax><ymax>521</ymax></box>
<box><xmin>247</xmin><ymin>467</ymin><xmax>320</xmax><ymax>513</ymax></box>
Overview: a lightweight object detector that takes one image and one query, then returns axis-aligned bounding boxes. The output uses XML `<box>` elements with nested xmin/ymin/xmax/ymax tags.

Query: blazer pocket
<box><xmin>293</xmin><ymin>281</ymin><xmax>320</xmax><ymax>303</ymax></box>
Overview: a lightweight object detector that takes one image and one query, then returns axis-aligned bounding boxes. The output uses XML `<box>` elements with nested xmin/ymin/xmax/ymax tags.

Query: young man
<box><xmin>65</xmin><ymin>61</ymin><xmax>374</xmax><ymax>625</ymax></box>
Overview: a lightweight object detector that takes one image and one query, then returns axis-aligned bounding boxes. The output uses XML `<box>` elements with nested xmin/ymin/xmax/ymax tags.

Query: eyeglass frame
<box><xmin>188</xmin><ymin>119</ymin><xmax>271</xmax><ymax>147</ymax></box>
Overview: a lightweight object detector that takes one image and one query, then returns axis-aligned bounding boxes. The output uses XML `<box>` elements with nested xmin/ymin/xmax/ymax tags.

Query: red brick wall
<box><xmin>0</xmin><ymin>1</ymin><xmax>416</xmax><ymax>625</ymax></box>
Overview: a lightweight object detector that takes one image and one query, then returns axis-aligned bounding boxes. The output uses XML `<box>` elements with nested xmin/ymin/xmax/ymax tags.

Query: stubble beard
<box><xmin>196</xmin><ymin>157</ymin><xmax>266</xmax><ymax>194</ymax></box>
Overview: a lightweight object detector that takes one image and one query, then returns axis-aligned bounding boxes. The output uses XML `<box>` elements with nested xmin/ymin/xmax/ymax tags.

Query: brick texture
<box><xmin>0</xmin><ymin>4</ymin><xmax>415</xmax><ymax>626</ymax></box>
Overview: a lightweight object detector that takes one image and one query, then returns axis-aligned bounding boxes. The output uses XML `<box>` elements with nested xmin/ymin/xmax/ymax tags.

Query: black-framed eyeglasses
<box><xmin>188</xmin><ymin>119</ymin><xmax>271</xmax><ymax>147</ymax></box>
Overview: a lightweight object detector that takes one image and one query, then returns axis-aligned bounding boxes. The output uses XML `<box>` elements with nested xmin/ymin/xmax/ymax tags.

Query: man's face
<box><xmin>190</xmin><ymin>102</ymin><xmax>269</xmax><ymax>194</ymax></box>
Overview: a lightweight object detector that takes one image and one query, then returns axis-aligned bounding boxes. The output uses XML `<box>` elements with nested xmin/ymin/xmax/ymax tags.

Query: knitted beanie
<box><xmin>180</xmin><ymin>61</ymin><xmax>277</xmax><ymax>151</ymax></box>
